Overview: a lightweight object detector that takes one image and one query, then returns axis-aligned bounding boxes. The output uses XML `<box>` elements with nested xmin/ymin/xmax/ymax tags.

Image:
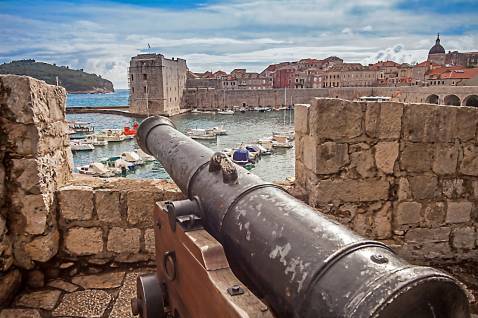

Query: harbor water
<box><xmin>66</xmin><ymin>90</ymin><xmax>295</xmax><ymax>182</ymax></box>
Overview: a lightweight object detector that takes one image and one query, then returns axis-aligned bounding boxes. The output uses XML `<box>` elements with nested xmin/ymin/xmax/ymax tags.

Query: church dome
<box><xmin>429</xmin><ymin>34</ymin><xmax>445</xmax><ymax>55</ymax></box>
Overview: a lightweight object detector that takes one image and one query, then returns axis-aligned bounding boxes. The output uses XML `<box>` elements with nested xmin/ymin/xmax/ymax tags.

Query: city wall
<box><xmin>295</xmin><ymin>98</ymin><xmax>478</xmax><ymax>262</ymax></box>
<box><xmin>184</xmin><ymin>86</ymin><xmax>478</xmax><ymax>109</ymax></box>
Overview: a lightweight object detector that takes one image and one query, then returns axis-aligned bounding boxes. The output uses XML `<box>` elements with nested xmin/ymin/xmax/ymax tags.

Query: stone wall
<box><xmin>184</xmin><ymin>86</ymin><xmax>478</xmax><ymax>109</ymax></box>
<box><xmin>0</xmin><ymin>75</ymin><xmax>72</xmax><ymax>304</ymax></box>
<box><xmin>55</xmin><ymin>176</ymin><xmax>183</xmax><ymax>265</ymax></box>
<box><xmin>295</xmin><ymin>98</ymin><xmax>478</xmax><ymax>262</ymax></box>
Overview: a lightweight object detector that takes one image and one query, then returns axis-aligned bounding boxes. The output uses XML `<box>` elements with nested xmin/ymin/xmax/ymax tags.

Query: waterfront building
<box><xmin>128</xmin><ymin>53</ymin><xmax>187</xmax><ymax>116</ymax></box>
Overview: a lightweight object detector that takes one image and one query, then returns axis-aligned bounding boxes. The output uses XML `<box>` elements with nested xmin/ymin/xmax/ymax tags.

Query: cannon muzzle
<box><xmin>137</xmin><ymin>116</ymin><xmax>470</xmax><ymax>318</ymax></box>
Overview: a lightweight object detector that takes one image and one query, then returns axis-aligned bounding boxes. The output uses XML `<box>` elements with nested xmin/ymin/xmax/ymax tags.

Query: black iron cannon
<box><xmin>132</xmin><ymin>116</ymin><xmax>470</xmax><ymax>318</ymax></box>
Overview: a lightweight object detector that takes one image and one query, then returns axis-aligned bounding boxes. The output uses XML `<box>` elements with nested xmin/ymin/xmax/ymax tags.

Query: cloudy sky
<box><xmin>1</xmin><ymin>0</ymin><xmax>478</xmax><ymax>88</ymax></box>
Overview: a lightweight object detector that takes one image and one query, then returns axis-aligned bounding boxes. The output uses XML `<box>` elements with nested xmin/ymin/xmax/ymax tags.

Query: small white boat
<box><xmin>121</xmin><ymin>151</ymin><xmax>144</xmax><ymax>166</ymax></box>
<box><xmin>217</xmin><ymin>109</ymin><xmax>234</xmax><ymax>115</ymax></box>
<box><xmin>272</xmin><ymin>135</ymin><xmax>293</xmax><ymax>149</ymax></box>
<box><xmin>78</xmin><ymin>162</ymin><xmax>118</xmax><ymax>178</ymax></box>
<box><xmin>70</xmin><ymin>141</ymin><xmax>95</xmax><ymax>151</ymax></box>
<box><xmin>186</xmin><ymin>128</ymin><xmax>217</xmax><ymax>140</ymax></box>
<box><xmin>256</xmin><ymin>144</ymin><xmax>272</xmax><ymax>155</ymax></box>
<box><xmin>208</xmin><ymin>126</ymin><xmax>227</xmax><ymax>135</ymax></box>
<box><xmin>273</xmin><ymin>130</ymin><xmax>295</xmax><ymax>141</ymax></box>
<box><xmin>96</xmin><ymin>129</ymin><xmax>127</xmax><ymax>142</ymax></box>
<box><xmin>86</xmin><ymin>135</ymin><xmax>108</xmax><ymax>146</ymax></box>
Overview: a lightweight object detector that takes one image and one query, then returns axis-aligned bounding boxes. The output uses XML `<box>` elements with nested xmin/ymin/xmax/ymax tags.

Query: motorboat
<box><xmin>239</xmin><ymin>108</ymin><xmax>247</xmax><ymax>113</ymax></box>
<box><xmin>68</xmin><ymin>121</ymin><xmax>95</xmax><ymax>140</ymax></box>
<box><xmin>85</xmin><ymin>135</ymin><xmax>108</xmax><ymax>146</ymax></box>
<box><xmin>217</xmin><ymin>109</ymin><xmax>234</xmax><ymax>115</ymax></box>
<box><xmin>272</xmin><ymin>135</ymin><xmax>293</xmax><ymax>149</ymax></box>
<box><xmin>232</xmin><ymin>147</ymin><xmax>250</xmax><ymax>166</ymax></box>
<box><xmin>121</xmin><ymin>151</ymin><xmax>144</xmax><ymax>166</ymax></box>
<box><xmin>78</xmin><ymin>162</ymin><xmax>118</xmax><ymax>178</ymax></box>
<box><xmin>245</xmin><ymin>145</ymin><xmax>261</xmax><ymax>163</ymax></box>
<box><xmin>135</xmin><ymin>149</ymin><xmax>156</xmax><ymax>163</ymax></box>
<box><xmin>186</xmin><ymin>128</ymin><xmax>217</xmax><ymax>140</ymax></box>
<box><xmin>96</xmin><ymin>129</ymin><xmax>127</xmax><ymax>142</ymax></box>
<box><xmin>70</xmin><ymin>141</ymin><xmax>94</xmax><ymax>151</ymax></box>
<box><xmin>273</xmin><ymin>130</ymin><xmax>295</xmax><ymax>141</ymax></box>
<box><xmin>256</xmin><ymin>144</ymin><xmax>272</xmax><ymax>156</ymax></box>
<box><xmin>208</xmin><ymin>126</ymin><xmax>227</xmax><ymax>136</ymax></box>
<box><xmin>123</xmin><ymin>121</ymin><xmax>139</xmax><ymax>137</ymax></box>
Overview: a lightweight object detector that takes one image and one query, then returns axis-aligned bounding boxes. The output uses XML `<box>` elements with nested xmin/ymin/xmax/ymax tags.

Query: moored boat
<box><xmin>208</xmin><ymin>126</ymin><xmax>227</xmax><ymax>135</ymax></box>
<box><xmin>232</xmin><ymin>147</ymin><xmax>250</xmax><ymax>166</ymax></box>
<box><xmin>272</xmin><ymin>135</ymin><xmax>293</xmax><ymax>148</ymax></box>
<box><xmin>78</xmin><ymin>162</ymin><xmax>119</xmax><ymax>178</ymax></box>
<box><xmin>217</xmin><ymin>109</ymin><xmax>234</xmax><ymax>115</ymax></box>
<box><xmin>121</xmin><ymin>151</ymin><xmax>144</xmax><ymax>166</ymax></box>
<box><xmin>186</xmin><ymin>128</ymin><xmax>217</xmax><ymax>140</ymax></box>
<box><xmin>70</xmin><ymin>141</ymin><xmax>95</xmax><ymax>151</ymax></box>
<box><xmin>96</xmin><ymin>129</ymin><xmax>127</xmax><ymax>142</ymax></box>
<box><xmin>85</xmin><ymin>135</ymin><xmax>108</xmax><ymax>146</ymax></box>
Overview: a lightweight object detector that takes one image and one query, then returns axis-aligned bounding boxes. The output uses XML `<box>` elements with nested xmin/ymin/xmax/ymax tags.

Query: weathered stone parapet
<box><xmin>0</xmin><ymin>75</ymin><xmax>72</xmax><ymax>305</ymax></box>
<box><xmin>56</xmin><ymin>175</ymin><xmax>184</xmax><ymax>264</ymax></box>
<box><xmin>295</xmin><ymin>98</ymin><xmax>478</xmax><ymax>262</ymax></box>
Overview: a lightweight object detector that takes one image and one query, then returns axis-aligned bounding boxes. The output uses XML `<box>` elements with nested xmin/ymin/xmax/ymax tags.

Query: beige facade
<box><xmin>128</xmin><ymin>53</ymin><xmax>187</xmax><ymax>116</ymax></box>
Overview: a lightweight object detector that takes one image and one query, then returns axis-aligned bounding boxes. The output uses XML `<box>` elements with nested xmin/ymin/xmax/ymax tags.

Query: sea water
<box><xmin>66</xmin><ymin>91</ymin><xmax>295</xmax><ymax>182</ymax></box>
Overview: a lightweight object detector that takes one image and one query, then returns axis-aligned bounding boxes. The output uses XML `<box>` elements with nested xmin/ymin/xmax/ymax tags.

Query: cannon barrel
<box><xmin>137</xmin><ymin>116</ymin><xmax>470</xmax><ymax>318</ymax></box>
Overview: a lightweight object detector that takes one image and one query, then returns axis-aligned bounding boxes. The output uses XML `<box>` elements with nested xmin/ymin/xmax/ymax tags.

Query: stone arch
<box><xmin>425</xmin><ymin>94</ymin><xmax>439</xmax><ymax>104</ymax></box>
<box><xmin>444</xmin><ymin>94</ymin><xmax>461</xmax><ymax>106</ymax></box>
<box><xmin>463</xmin><ymin>95</ymin><xmax>478</xmax><ymax>107</ymax></box>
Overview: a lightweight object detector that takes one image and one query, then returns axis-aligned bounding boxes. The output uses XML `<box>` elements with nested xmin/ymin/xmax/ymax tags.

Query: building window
<box><xmin>143</xmin><ymin>74</ymin><xmax>147</xmax><ymax>80</ymax></box>
<box><xmin>131</xmin><ymin>74</ymin><xmax>134</xmax><ymax>81</ymax></box>
<box><xmin>144</xmin><ymin>86</ymin><xmax>147</xmax><ymax>93</ymax></box>
<box><xmin>131</xmin><ymin>87</ymin><xmax>134</xmax><ymax>94</ymax></box>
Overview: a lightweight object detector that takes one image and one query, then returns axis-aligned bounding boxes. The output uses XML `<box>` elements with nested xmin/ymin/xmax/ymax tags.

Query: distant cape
<box><xmin>0</xmin><ymin>59</ymin><xmax>114</xmax><ymax>94</ymax></box>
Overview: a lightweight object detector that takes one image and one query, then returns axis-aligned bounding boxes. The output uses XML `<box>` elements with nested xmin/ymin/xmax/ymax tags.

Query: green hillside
<box><xmin>0</xmin><ymin>59</ymin><xmax>114</xmax><ymax>93</ymax></box>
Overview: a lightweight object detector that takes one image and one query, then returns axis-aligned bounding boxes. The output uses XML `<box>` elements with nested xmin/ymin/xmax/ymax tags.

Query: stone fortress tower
<box><xmin>427</xmin><ymin>34</ymin><xmax>446</xmax><ymax>65</ymax></box>
<box><xmin>128</xmin><ymin>53</ymin><xmax>187</xmax><ymax>116</ymax></box>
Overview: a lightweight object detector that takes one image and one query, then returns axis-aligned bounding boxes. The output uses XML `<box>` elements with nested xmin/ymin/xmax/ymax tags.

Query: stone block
<box><xmin>408</xmin><ymin>175</ymin><xmax>438</xmax><ymax>200</ymax></box>
<box><xmin>374</xmin><ymin>142</ymin><xmax>399</xmax><ymax>174</ymax></box>
<box><xmin>403</xmin><ymin>104</ymin><xmax>455</xmax><ymax>143</ymax></box>
<box><xmin>0</xmin><ymin>75</ymin><xmax>65</xmax><ymax>125</ymax></box>
<box><xmin>24</xmin><ymin>229</ymin><xmax>59</xmax><ymax>262</ymax></box>
<box><xmin>460</xmin><ymin>145</ymin><xmax>478</xmax><ymax>176</ymax></box>
<box><xmin>397</xmin><ymin>177</ymin><xmax>411</xmax><ymax>201</ymax></box>
<box><xmin>400</xmin><ymin>143</ymin><xmax>433</xmax><ymax>172</ymax></box>
<box><xmin>294</xmin><ymin>104</ymin><xmax>309</xmax><ymax>135</ymax></box>
<box><xmin>0</xmin><ymin>270</ymin><xmax>21</xmax><ymax>306</ymax></box>
<box><xmin>107</xmin><ymin>227</ymin><xmax>140</xmax><ymax>254</ymax></box>
<box><xmin>144</xmin><ymin>229</ymin><xmax>156</xmax><ymax>254</ymax></box>
<box><xmin>295</xmin><ymin>135</ymin><xmax>304</xmax><ymax>163</ymax></box>
<box><xmin>18</xmin><ymin>194</ymin><xmax>48</xmax><ymax>235</ymax></box>
<box><xmin>58</xmin><ymin>185</ymin><xmax>94</xmax><ymax>221</ymax></box>
<box><xmin>446</xmin><ymin>201</ymin><xmax>472</xmax><ymax>224</ymax></box>
<box><xmin>455</xmin><ymin>107</ymin><xmax>478</xmax><ymax>142</ymax></box>
<box><xmin>442</xmin><ymin>179</ymin><xmax>465</xmax><ymax>199</ymax></box>
<box><xmin>310</xmin><ymin>98</ymin><xmax>362</xmax><ymax>140</ymax></box>
<box><xmin>365</xmin><ymin>102</ymin><xmax>403</xmax><ymax>139</ymax></box>
<box><xmin>352</xmin><ymin>213</ymin><xmax>372</xmax><ymax>236</ymax></box>
<box><xmin>405</xmin><ymin>227</ymin><xmax>451</xmax><ymax>243</ymax></box>
<box><xmin>452</xmin><ymin>227</ymin><xmax>476</xmax><ymax>249</ymax></box>
<box><xmin>302</xmin><ymin>135</ymin><xmax>318</xmax><ymax>172</ymax></box>
<box><xmin>314</xmin><ymin>178</ymin><xmax>389</xmax><ymax>203</ymax></box>
<box><xmin>95</xmin><ymin>190</ymin><xmax>122</xmax><ymax>224</ymax></box>
<box><xmin>15</xmin><ymin>289</ymin><xmax>62</xmax><ymax>310</ymax></box>
<box><xmin>71</xmin><ymin>272</ymin><xmax>125</xmax><ymax>289</ymax></box>
<box><xmin>423</xmin><ymin>202</ymin><xmax>446</xmax><ymax>227</ymax></box>
<box><xmin>295</xmin><ymin>160</ymin><xmax>307</xmax><ymax>188</ymax></box>
<box><xmin>395</xmin><ymin>202</ymin><xmax>421</xmax><ymax>225</ymax></box>
<box><xmin>11</xmin><ymin>159</ymin><xmax>40</xmax><ymax>194</ymax></box>
<box><xmin>65</xmin><ymin>227</ymin><xmax>103</xmax><ymax>256</ymax></box>
<box><xmin>373</xmin><ymin>202</ymin><xmax>392</xmax><ymax>239</ymax></box>
<box><xmin>127</xmin><ymin>191</ymin><xmax>157</xmax><ymax>226</ymax></box>
<box><xmin>350</xmin><ymin>149</ymin><xmax>375</xmax><ymax>178</ymax></box>
<box><xmin>0</xmin><ymin>309</ymin><xmax>41</xmax><ymax>318</ymax></box>
<box><xmin>316</xmin><ymin>142</ymin><xmax>349</xmax><ymax>174</ymax></box>
<box><xmin>433</xmin><ymin>143</ymin><xmax>459</xmax><ymax>175</ymax></box>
